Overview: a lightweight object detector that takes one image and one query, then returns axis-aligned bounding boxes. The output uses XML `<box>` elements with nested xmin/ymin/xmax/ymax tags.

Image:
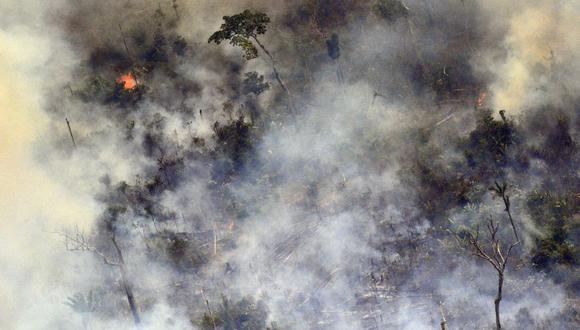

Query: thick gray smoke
<box><xmin>1</xmin><ymin>0</ymin><xmax>578</xmax><ymax>329</ymax></box>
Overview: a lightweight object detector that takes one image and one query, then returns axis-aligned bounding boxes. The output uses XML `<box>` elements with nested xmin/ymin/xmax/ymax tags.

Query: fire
<box><xmin>476</xmin><ymin>91</ymin><xmax>487</xmax><ymax>108</ymax></box>
<box><xmin>116</xmin><ymin>72</ymin><xmax>137</xmax><ymax>90</ymax></box>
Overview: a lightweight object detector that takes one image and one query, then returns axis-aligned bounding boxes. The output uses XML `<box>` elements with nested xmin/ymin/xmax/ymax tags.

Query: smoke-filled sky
<box><xmin>1</xmin><ymin>1</ymin><xmax>578</xmax><ymax>329</ymax></box>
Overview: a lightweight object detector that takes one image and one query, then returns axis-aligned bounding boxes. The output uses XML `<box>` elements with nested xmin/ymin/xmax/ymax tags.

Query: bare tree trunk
<box><xmin>65</xmin><ymin>118</ymin><xmax>77</xmax><ymax>148</ymax></box>
<box><xmin>456</xmin><ymin>184</ymin><xmax>519</xmax><ymax>330</ymax></box>
<box><xmin>493</xmin><ymin>182</ymin><xmax>519</xmax><ymax>242</ymax></box>
<box><xmin>503</xmin><ymin>195</ymin><xmax>518</xmax><ymax>241</ymax></box>
<box><xmin>118</xmin><ymin>24</ymin><xmax>139</xmax><ymax>86</ymax></box>
<box><xmin>494</xmin><ymin>273</ymin><xmax>503</xmax><ymax>330</ymax></box>
<box><xmin>61</xmin><ymin>229</ymin><xmax>142</xmax><ymax>328</ymax></box>
<box><xmin>439</xmin><ymin>303</ymin><xmax>447</xmax><ymax>330</ymax></box>
<box><xmin>112</xmin><ymin>236</ymin><xmax>141</xmax><ymax>327</ymax></box>
<box><xmin>172</xmin><ymin>0</ymin><xmax>180</xmax><ymax>19</ymax></box>
<box><xmin>336</xmin><ymin>59</ymin><xmax>344</xmax><ymax>85</ymax></box>
<box><xmin>251</xmin><ymin>36</ymin><xmax>295</xmax><ymax>111</ymax></box>
<box><xmin>200</xmin><ymin>289</ymin><xmax>217</xmax><ymax>330</ymax></box>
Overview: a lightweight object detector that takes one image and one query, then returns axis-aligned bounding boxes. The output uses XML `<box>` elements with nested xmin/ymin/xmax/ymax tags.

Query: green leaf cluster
<box><xmin>199</xmin><ymin>296</ymin><xmax>270</xmax><ymax>330</ymax></box>
<box><xmin>208</xmin><ymin>10</ymin><xmax>270</xmax><ymax>60</ymax></box>
<box><xmin>527</xmin><ymin>191</ymin><xmax>579</xmax><ymax>269</ymax></box>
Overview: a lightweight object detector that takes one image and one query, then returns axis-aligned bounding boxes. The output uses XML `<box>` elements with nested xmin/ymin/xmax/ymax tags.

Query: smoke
<box><xmin>1</xmin><ymin>0</ymin><xmax>577</xmax><ymax>329</ymax></box>
<box><xmin>0</xmin><ymin>1</ymin><xmax>101</xmax><ymax>328</ymax></box>
<box><xmin>476</xmin><ymin>0</ymin><xmax>580</xmax><ymax>114</ymax></box>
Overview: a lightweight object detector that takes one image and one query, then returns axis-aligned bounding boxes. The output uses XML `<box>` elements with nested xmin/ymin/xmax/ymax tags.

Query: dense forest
<box><xmin>2</xmin><ymin>1</ymin><xmax>578</xmax><ymax>329</ymax></box>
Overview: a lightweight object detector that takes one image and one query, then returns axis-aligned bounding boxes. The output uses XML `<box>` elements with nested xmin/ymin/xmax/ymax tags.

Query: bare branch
<box><xmin>491</xmin><ymin>181</ymin><xmax>519</xmax><ymax>241</ymax></box>
<box><xmin>60</xmin><ymin>227</ymin><xmax>121</xmax><ymax>267</ymax></box>
<box><xmin>453</xmin><ymin>181</ymin><xmax>522</xmax><ymax>329</ymax></box>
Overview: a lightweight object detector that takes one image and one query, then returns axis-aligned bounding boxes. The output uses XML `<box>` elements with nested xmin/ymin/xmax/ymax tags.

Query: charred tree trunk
<box><xmin>65</xmin><ymin>118</ymin><xmax>77</xmax><ymax>148</ymax></box>
<box><xmin>111</xmin><ymin>236</ymin><xmax>141</xmax><ymax>327</ymax></box>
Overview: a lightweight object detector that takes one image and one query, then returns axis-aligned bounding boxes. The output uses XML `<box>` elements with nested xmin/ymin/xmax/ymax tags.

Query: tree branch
<box><xmin>62</xmin><ymin>228</ymin><xmax>121</xmax><ymax>267</ymax></box>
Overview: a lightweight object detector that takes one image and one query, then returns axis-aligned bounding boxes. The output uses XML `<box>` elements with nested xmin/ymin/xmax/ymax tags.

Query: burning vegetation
<box><xmin>116</xmin><ymin>72</ymin><xmax>137</xmax><ymax>90</ymax></box>
<box><xmin>15</xmin><ymin>0</ymin><xmax>579</xmax><ymax>329</ymax></box>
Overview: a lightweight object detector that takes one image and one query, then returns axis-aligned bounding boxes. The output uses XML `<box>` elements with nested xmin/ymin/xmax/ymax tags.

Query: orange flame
<box><xmin>116</xmin><ymin>72</ymin><xmax>137</xmax><ymax>90</ymax></box>
<box><xmin>476</xmin><ymin>92</ymin><xmax>487</xmax><ymax>108</ymax></box>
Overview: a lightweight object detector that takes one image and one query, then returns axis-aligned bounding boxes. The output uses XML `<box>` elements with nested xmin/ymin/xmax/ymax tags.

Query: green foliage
<box><xmin>200</xmin><ymin>312</ymin><xmax>220</xmax><ymax>329</ymax></box>
<box><xmin>242</xmin><ymin>71</ymin><xmax>270</xmax><ymax>96</ymax></box>
<box><xmin>527</xmin><ymin>191</ymin><xmax>579</xmax><ymax>270</ymax></box>
<box><xmin>535</xmin><ymin>116</ymin><xmax>577</xmax><ymax>168</ymax></box>
<box><xmin>464</xmin><ymin>109</ymin><xmax>516</xmax><ymax>168</ymax></box>
<box><xmin>403</xmin><ymin>145</ymin><xmax>473</xmax><ymax>220</ymax></box>
<box><xmin>208</xmin><ymin>10</ymin><xmax>270</xmax><ymax>60</ymax></box>
<box><xmin>146</xmin><ymin>231</ymin><xmax>207</xmax><ymax>272</ymax></box>
<box><xmin>454</xmin><ymin>224</ymin><xmax>475</xmax><ymax>243</ymax></box>
<box><xmin>372</xmin><ymin>0</ymin><xmax>409</xmax><ymax>23</ymax></box>
<box><xmin>234</xmin><ymin>36</ymin><xmax>259</xmax><ymax>59</ymax></box>
<box><xmin>213</xmin><ymin>116</ymin><xmax>255</xmax><ymax>177</ymax></box>
<box><xmin>76</xmin><ymin>75</ymin><xmax>114</xmax><ymax>102</ymax></box>
<box><xmin>199</xmin><ymin>296</ymin><xmax>269</xmax><ymax>330</ymax></box>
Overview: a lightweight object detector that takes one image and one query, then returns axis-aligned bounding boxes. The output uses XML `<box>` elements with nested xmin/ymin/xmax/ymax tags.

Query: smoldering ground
<box><xmin>1</xmin><ymin>0</ymin><xmax>578</xmax><ymax>329</ymax></box>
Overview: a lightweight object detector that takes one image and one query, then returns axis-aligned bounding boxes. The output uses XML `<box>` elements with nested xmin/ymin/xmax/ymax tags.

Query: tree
<box><xmin>452</xmin><ymin>182</ymin><xmax>520</xmax><ymax>329</ymax></box>
<box><xmin>242</xmin><ymin>71</ymin><xmax>270</xmax><ymax>96</ymax></box>
<box><xmin>325</xmin><ymin>33</ymin><xmax>344</xmax><ymax>84</ymax></box>
<box><xmin>172</xmin><ymin>0</ymin><xmax>180</xmax><ymax>19</ymax></box>
<box><xmin>208</xmin><ymin>10</ymin><xmax>292</xmax><ymax>105</ymax></box>
<box><xmin>527</xmin><ymin>191</ymin><xmax>578</xmax><ymax>270</ymax></box>
<box><xmin>64</xmin><ymin>228</ymin><xmax>141</xmax><ymax>327</ymax></box>
<box><xmin>464</xmin><ymin>109</ymin><xmax>516</xmax><ymax>168</ymax></box>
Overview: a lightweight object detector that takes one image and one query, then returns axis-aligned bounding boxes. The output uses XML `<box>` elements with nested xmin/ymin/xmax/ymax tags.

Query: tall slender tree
<box><xmin>452</xmin><ymin>182</ymin><xmax>520</xmax><ymax>329</ymax></box>
<box><xmin>64</xmin><ymin>228</ymin><xmax>141</xmax><ymax>327</ymax></box>
<box><xmin>208</xmin><ymin>10</ymin><xmax>293</xmax><ymax>108</ymax></box>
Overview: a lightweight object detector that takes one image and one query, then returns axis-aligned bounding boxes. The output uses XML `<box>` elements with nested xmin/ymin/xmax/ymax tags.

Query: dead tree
<box><xmin>172</xmin><ymin>0</ymin><xmax>180</xmax><ymax>19</ymax></box>
<box><xmin>200</xmin><ymin>288</ymin><xmax>217</xmax><ymax>330</ymax></box>
<box><xmin>64</xmin><ymin>227</ymin><xmax>141</xmax><ymax>327</ymax></box>
<box><xmin>118</xmin><ymin>24</ymin><xmax>139</xmax><ymax>86</ymax></box>
<box><xmin>452</xmin><ymin>182</ymin><xmax>520</xmax><ymax>329</ymax></box>
<box><xmin>490</xmin><ymin>181</ymin><xmax>519</xmax><ymax>242</ymax></box>
<box><xmin>65</xmin><ymin>118</ymin><xmax>77</xmax><ymax>148</ymax></box>
<box><xmin>439</xmin><ymin>302</ymin><xmax>447</xmax><ymax>330</ymax></box>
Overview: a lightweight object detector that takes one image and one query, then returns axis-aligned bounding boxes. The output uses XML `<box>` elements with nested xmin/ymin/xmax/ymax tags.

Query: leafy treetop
<box><xmin>208</xmin><ymin>10</ymin><xmax>270</xmax><ymax>60</ymax></box>
<box><xmin>243</xmin><ymin>71</ymin><xmax>270</xmax><ymax>96</ymax></box>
